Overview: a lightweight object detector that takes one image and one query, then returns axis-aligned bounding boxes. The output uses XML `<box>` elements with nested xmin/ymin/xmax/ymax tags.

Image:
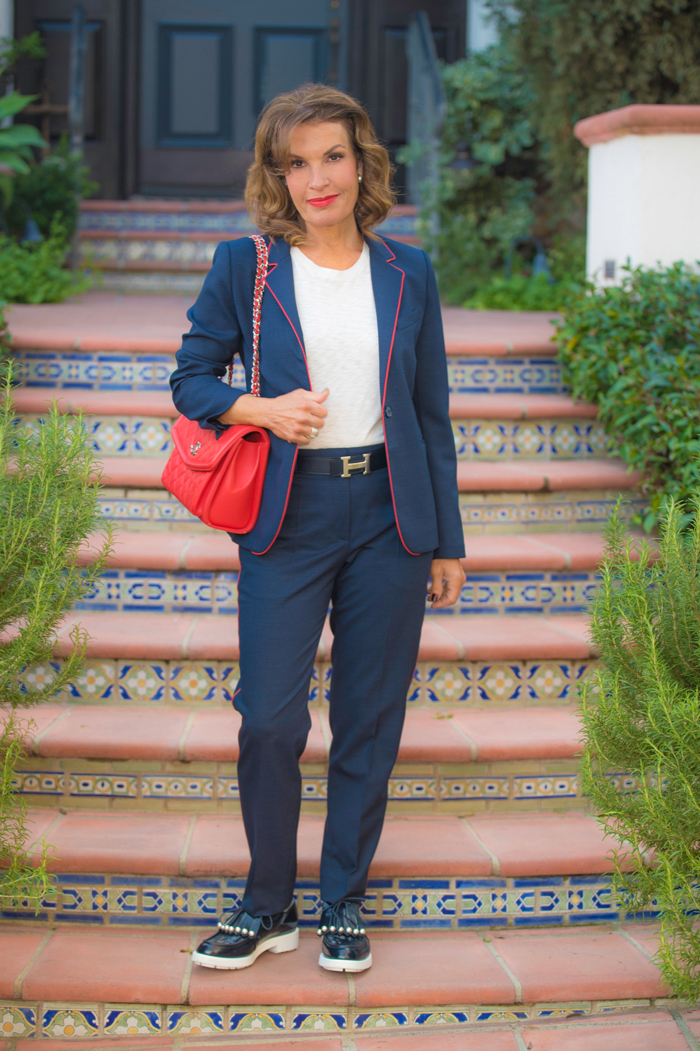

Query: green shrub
<box><xmin>0</xmin><ymin>220</ymin><xmax>92</xmax><ymax>303</ymax></box>
<box><xmin>490</xmin><ymin>0</ymin><xmax>700</xmax><ymax>229</ymax></box>
<box><xmin>465</xmin><ymin>273</ymin><xmax>581</xmax><ymax>311</ymax></box>
<box><xmin>0</xmin><ymin>366</ymin><xmax>112</xmax><ymax>906</ymax></box>
<box><xmin>580</xmin><ymin>497</ymin><xmax>700</xmax><ymax>1002</ymax></box>
<box><xmin>411</xmin><ymin>43</ymin><xmax>538</xmax><ymax>304</ymax></box>
<box><xmin>0</xmin><ymin>33</ymin><xmax>47</xmax><ymax>207</ymax></box>
<box><xmin>556</xmin><ymin>263</ymin><xmax>700</xmax><ymax>532</ymax></box>
<box><xmin>6</xmin><ymin>136</ymin><xmax>98</xmax><ymax>244</ymax></box>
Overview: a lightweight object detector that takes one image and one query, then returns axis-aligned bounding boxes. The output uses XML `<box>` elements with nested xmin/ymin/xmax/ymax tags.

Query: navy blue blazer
<box><xmin>170</xmin><ymin>234</ymin><xmax>465</xmax><ymax>560</ymax></box>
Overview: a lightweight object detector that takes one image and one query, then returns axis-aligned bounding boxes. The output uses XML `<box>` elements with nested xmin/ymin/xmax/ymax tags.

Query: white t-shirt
<box><xmin>290</xmin><ymin>242</ymin><xmax>384</xmax><ymax>449</ymax></box>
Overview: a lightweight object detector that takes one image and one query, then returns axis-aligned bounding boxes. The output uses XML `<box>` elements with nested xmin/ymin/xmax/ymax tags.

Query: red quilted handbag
<box><xmin>162</xmin><ymin>234</ymin><xmax>270</xmax><ymax>533</ymax></box>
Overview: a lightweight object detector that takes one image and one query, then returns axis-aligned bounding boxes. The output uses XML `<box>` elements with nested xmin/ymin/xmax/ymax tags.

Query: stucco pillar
<box><xmin>575</xmin><ymin>104</ymin><xmax>700</xmax><ymax>286</ymax></box>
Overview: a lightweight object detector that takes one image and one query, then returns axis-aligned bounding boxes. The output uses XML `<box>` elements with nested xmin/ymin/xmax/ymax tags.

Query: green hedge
<box><xmin>556</xmin><ymin>264</ymin><xmax>700</xmax><ymax>531</ymax></box>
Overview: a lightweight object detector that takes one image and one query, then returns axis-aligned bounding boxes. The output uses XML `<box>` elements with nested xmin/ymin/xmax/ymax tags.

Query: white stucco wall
<box><xmin>0</xmin><ymin>0</ymin><xmax>12</xmax><ymax>42</ymax></box>
<box><xmin>587</xmin><ymin>133</ymin><xmax>700</xmax><ymax>285</ymax></box>
<box><xmin>467</xmin><ymin>0</ymin><xmax>499</xmax><ymax>52</ymax></box>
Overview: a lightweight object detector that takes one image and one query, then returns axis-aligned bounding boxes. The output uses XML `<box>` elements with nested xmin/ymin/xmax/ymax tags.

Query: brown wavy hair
<box><xmin>245</xmin><ymin>83</ymin><xmax>396</xmax><ymax>245</ymax></box>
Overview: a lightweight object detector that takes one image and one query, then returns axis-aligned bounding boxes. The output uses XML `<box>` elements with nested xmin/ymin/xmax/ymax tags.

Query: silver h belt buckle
<box><xmin>340</xmin><ymin>453</ymin><xmax>371</xmax><ymax>478</ymax></box>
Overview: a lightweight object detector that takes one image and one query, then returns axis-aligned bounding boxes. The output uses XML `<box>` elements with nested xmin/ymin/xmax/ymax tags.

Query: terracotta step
<box><xmin>87</xmin><ymin>456</ymin><xmax>641</xmax><ymax>490</ymax></box>
<box><xmin>0</xmin><ymin>924</ymin><xmax>669</xmax><ymax>1037</ymax></box>
<box><xmin>49</xmin><ymin>611</ymin><xmax>592</xmax><ymax>662</ymax></box>
<box><xmin>15</xmin><ymin>389</ymin><xmax>595</xmax><ymax>421</ymax></box>
<box><xmin>83</xmin><ymin>529</ymin><xmax>619</xmax><ymax>572</ymax></box>
<box><xmin>22</xmin><ymin>705</ymin><xmax>581</xmax><ymax>765</ymax></box>
<box><xmin>11</xmin><ymin>388</ymin><xmax>178</xmax><ymax>418</ymax></box>
<box><xmin>15</xmin><ymin>809</ymin><xmax>617</xmax><ymax>880</ymax></box>
<box><xmin>450</xmin><ymin>394</ymin><xmax>596</xmax><ymax>420</ymax></box>
<box><xmin>5</xmin><ymin>1013</ymin><xmax>699</xmax><ymax>1050</ymax></box>
<box><xmin>8</xmin><ymin>293</ymin><xmax>558</xmax><ymax>358</ymax></box>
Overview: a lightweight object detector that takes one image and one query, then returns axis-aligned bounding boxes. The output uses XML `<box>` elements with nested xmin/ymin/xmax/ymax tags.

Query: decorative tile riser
<box><xmin>94</xmin><ymin>271</ymin><xmax>207</xmax><ymax>294</ymax></box>
<box><xmin>452</xmin><ymin>420</ymin><xmax>609</xmax><ymax>460</ymax></box>
<box><xmin>94</xmin><ymin>486</ymin><xmax>644</xmax><ymax>532</ymax></box>
<box><xmin>2</xmin><ymin>874</ymin><xmax>651</xmax><ymax>931</ymax></box>
<box><xmin>459</xmin><ymin>491</ymin><xmax>647</xmax><ymax>534</ymax></box>
<box><xmin>12</xmin><ymin>351</ymin><xmax>563</xmax><ymax>396</ymax></box>
<box><xmin>81</xmin><ymin>239</ymin><xmax>218</xmax><ymax>268</ymax></box>
<box><xmin>13</xmin><ymin>759</ymin><xmax>600</xmax><ymax>811</ymax></box>
<box><xmin>0</xmin><ymin>996</ymin><xmax>672</xmax><ymax>1040</ymax></box>
<box><xmin>18</xmin><ymin>415</ymin><xmax>173</xmax><ymax>457</ymax></box>
<box><xmin>16</xmin><ymin>414</ymin><xmax>611</xmax><ymax>463</ymax></box>
<box><xmin>23</xmin><ymin>658</ymin><xmax>596</xmax><ymax>706</ymax></box>
<box><xmin>78</xmin><ymin>211</ymin><xmax>417</xmax><ymax>237</ymax></box>
<box><xmin>78</xmin><ymin>568</ymin><xmax>600</xmax><ymax>617</ymax></box>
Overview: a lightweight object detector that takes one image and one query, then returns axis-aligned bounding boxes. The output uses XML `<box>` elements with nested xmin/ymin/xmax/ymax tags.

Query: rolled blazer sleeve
<box><xmin>170</xmin><ymin>242</ymin><xmax>247</xmax><ymax>432</ymax></box>
<box><xmin>412</xmin><ymin>251</ymin><xmax>465</xmax><ymax>560</ymax></box>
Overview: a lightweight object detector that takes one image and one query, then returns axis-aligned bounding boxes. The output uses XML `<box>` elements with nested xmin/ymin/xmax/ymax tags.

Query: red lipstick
<box><xmin>307</xmin><ymin>195</ymin><xmax>339</xmax><ymax>207</ymax></box>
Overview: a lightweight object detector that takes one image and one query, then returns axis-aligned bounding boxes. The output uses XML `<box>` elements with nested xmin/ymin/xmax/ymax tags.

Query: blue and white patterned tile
<box><xmin>118</xmin><ymin>662</ymin><xmax>166</xmax><ymax>701</ymax></box>
<box><xmin>439</xmin><ymin>777</ymin><xmax>510</xmax><ymax>801</ymax></box>
<box><xmin>67</xmin><ymin>773</ymin><xmax>139</xmax><ymax>799</ymax></box>
<box><xmin>414</xmin><ymin>1011</ymin><xmax>470</xmax><ymax>1026</ymax></box>
<box><xmin>448</xmin><ymin>357</ymin><xmax>566</xmax><ymax>396</ymax></box>
<box><xmin>0</xmin><ymin>1006</ymin><xmax>36</xmax><ymax>1038</ymax></box>
<box><xmin>513</xmin><ymin>775</ymin><xmax>579</xmax><ymax>800</ymax></box>
<box><xmin>292</xmin><ymin>1012</ymin><xmax>347</xmax><ymax>1031</ymax></box>
<box><xmin>104</xmin><ymin>1009</ymin><xmax>161</xmax><ymax>1036</ymax></box>
<box><xmin>353</xmin><ymin>1012</ymin><xmax>408</xmax><ymax>1029</ymax></box>
<box><xmin>170</xmin><ymin>663</ymin><xmax>218</xmax><ymax>702</ymax></box>
<box><xmin>66</xmin><ymin>661</ymin><xmax>116</xmax><ymax>700</ymax></box>
<box><xmin>166</xmin><ymin>1010</ymin><xmax>225</xmax><ymax>1035</ymax></box>
<box><xmin>13</xmin><ymin>349</ymin><xmax>180</xmax><ymax>391</ymax></box>
<box><xmin>11</xmin><ymin>770</ymin><xmax>64</xmax><ymax>796</ymax></box>
<box><xmin>42</xmin><ymin>1008</ymin><xmax>99</xmax><ymax>1039</ymax></box>
<box><xmin>229</xmin><ymin>1011</ymin><xmax>285</xmax><ymax>1033</ymax></box>
<box><xmin>424</xmin><ymin>665</ymin><xmax>471</xmax><ymax>703</ymax></box>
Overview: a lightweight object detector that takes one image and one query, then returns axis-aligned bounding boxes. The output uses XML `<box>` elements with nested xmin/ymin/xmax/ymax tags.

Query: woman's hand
<box><xmin>219</xmin><ymin>388</ymin><xmax>329</xmax><ymax>444</ymax></box>
<box><xmin>428</xmin><ymin>558</ymin><xmax>466</xmax><ymax>609</ymax></box>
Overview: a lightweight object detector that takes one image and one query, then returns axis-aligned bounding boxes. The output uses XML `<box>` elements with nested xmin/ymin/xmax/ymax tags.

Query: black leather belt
<box><xmin>296</xmin><ymin>447</ymin><xmax>387</xmax><ymax>477</ymax></box>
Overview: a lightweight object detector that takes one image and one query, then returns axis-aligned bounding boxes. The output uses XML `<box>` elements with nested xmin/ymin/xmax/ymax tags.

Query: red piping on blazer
<box><xmin>379</xmin><ymin>240</ymin><xmax>420</xmax><ymax>556</ymax></box>
<box><xmin>250</xmin><ymin>266</ymin><xmax>313</xmax><ymax>556</ymax></box>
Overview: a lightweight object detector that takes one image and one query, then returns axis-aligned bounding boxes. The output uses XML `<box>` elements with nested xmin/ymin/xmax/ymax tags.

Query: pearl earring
<box><xmin>358</xmin><ymin>174</ymin><xmax>362</xmax><ymax>182</ymax></box>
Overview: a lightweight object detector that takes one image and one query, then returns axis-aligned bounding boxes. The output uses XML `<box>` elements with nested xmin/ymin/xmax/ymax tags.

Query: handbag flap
<box><xmin>171</xmin><ymin>415</ymin><xmax>263</xmax><ymax>471</ymax></box>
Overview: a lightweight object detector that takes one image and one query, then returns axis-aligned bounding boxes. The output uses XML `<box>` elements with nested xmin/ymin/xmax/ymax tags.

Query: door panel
<box><xmin>157</xmin><ymin>25</ymin><xmax>233</xmax><ymax>146</ymax></box>
<box><xmin>255</xmin><ymin>28</ymin><xmax>326</xmax><ymax>112</ymax></box>
<box><xmin>140</xmin><ymin>0</ymin><xmax>344</xmax><ymax>197</ymax></box>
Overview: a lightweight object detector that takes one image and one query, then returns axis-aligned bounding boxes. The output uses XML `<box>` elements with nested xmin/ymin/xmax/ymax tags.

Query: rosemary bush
<box><xmin>556</xmin><ymin>263</ymin><xmax>700</xmax><ymax>532</ymax></box>
<box><xmin>0</xmin><ymin>368</ymin><xmax>111</xmax><ymax>906</ymax></box>
<box><xmin>580</xmin><ymin>497</ymin><xmax>700</xmax><ymax>1001</ymax></box>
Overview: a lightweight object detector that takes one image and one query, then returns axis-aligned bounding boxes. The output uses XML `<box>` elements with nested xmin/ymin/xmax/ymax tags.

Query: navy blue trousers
<box><xmin>235</xmin><ymin>444</ymin><xmax>433</xmax><ymax>916</ymax></box>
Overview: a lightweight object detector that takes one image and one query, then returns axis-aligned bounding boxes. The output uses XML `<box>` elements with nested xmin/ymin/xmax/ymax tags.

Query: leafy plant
<box><xmin>489</xmin><ymin>0</ymin><xmax>700</xmax><ymax>229</ymax></box>
<box><xmin>0</xmin><ymin>365</ymin><xmax>112</xmax><ymax>907</ymax></box>
<box><xmin>580</xmin><ymin>496</ymin><xmax>700</xmax><ymax>1002</ymax></box>
<box><xmin>556</xmin><ymin>263</ymin><xmax>700</xmax><ymax>532</ymax></box>
<box><xmin>408</xmin><ymin>43</ymin><xmax>539</xmax><ymax>304</ymax></box>
<box><xmin>6</xmin><ymin>135</ymin><xmax>98</xmax><ymax>244</ymax></box>
<box><xmin>0</xmin><ymin>218</ymin><xmax>92</xmax><ymax>303</ymax></box>
<box><xmin>0</xmin><ymin>34</ymin><xmax>47</xmax><ymax>206</ymax></box>
<box><xmin>465</xmin><ymin>273</ymin><xmax>580</xmax><ymax>311</ymax></box>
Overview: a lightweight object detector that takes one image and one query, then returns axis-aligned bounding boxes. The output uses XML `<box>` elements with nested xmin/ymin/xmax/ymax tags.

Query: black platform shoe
<box><xmin>192</xmin><ymin>901</ymin><xmax>298</xmax><ymax>970</ymax></box>
<box><xmin>317</xmin><ymin>899</ymin><xmax>372</xmax><ymax>972</ymax></box>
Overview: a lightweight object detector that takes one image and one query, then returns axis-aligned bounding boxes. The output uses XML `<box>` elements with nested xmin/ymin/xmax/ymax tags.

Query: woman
<box><xmin>170</xmin><ymin>83</ymin><xmax>465</xmax><ymax>974</ymax></box>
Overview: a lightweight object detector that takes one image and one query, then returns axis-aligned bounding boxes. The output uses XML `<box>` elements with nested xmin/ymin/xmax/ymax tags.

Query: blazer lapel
<box><xmin>368</xmin><ymin>237</ymin><xmax>405</xmax><ymax>398</ymax></box>
<box><xmin>262</xmin><ymin>238</ymin><xmax>311</xmax><ymax>389</ymax></box>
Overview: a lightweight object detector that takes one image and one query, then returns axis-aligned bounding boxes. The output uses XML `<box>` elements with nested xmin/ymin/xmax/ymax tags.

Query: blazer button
<box><xmin>385</xmin><ymin>406</ymin><xmax>393</xmax><ymax>417</ymax></box>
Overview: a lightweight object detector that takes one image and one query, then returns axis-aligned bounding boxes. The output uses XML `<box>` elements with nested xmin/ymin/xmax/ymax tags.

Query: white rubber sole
<box><xmin>192</xmin><ymin>928</ymin><xmax>299</xmax><ymax>970</ymax></box>
<box><xmin>318</xmin><ymin>951</ymin><xmax>373</xmax><ymax>973</ymax></box>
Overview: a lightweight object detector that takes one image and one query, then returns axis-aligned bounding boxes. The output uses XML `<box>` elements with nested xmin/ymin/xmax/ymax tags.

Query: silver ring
<box><xmin>309</xmin><ymin>426</ymin><xmax>319</xmax><ymax>439</ymax></box>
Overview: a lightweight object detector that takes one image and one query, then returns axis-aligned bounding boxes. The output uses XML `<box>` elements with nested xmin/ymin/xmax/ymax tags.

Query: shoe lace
<box><xmin>317</xmin><ymin>899</ymin><xmax>365</xmax><ymax>938</ymax></box>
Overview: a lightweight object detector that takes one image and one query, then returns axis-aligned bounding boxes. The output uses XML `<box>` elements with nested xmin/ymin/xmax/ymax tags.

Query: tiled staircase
<box><xmin>2</xmin><ymin>280</ymin><xmax>690</xmax><ymax>1051</ymax></box>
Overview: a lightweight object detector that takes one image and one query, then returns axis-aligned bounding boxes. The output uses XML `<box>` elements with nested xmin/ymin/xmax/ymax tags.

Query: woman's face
<box><xmin>285</xmin><ymin>121</ymin><xmax>361</xmax><ymax>232</ymax></box>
